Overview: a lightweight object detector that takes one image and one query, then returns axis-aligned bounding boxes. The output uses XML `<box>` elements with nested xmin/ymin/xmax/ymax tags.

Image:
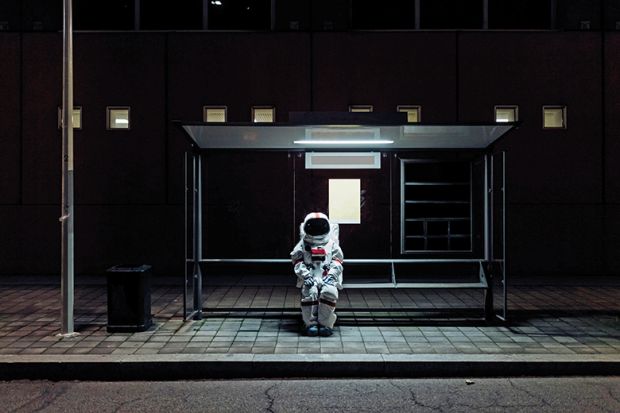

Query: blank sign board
<box><xmin>329</xmin><ymin>179</ymin><xmax>361</xmax><ymax>224</ymax></box>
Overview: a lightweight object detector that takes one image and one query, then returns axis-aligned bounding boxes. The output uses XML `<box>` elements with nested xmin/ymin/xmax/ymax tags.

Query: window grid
<box><xmin>252</xmin><ymin>106</ymin><xmax>275</xmax><ymax>123</ymax></box>
<box><xmin>203</xmin><ymin>106</ymin><xmax>227</xmax><ymax>123</ymax></box>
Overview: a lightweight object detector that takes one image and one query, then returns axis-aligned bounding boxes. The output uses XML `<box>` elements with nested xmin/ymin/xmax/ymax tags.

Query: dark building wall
<box><xmin>312</xmin><ymin>32</ymin><xmax>457</xmax><ymax>118</ymax></box>
<box><xmin>0</xmin><ymin>34</ymin><xmax>21</xmax><ymax>205</ymax></box>
<box><xmin>1</xmin><ymin>30</ymin><xmax>618</xmax><ymax>277</ymax></box>
<box><xmin>605</xmin><ymin>33</ymin><xmax>620</xmax><ymax>272</ymax></box>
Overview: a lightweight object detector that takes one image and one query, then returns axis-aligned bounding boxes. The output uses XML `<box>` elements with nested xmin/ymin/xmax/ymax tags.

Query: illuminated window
<box><xmin>57</xmin><ymin>106</ymin><xmax>82</xmax><ymax>129</ymax></box>
<box><xmin>107</xmin><ymin>107</ymin><xmax>130</xmax><ymax>130</ymax></box>
<box><xmin>543</xmin><ymin>106</ymin><xmax>566</xmax><ymax>129</ymax></box>
<box><xmin>397</xmin><ymin>105</ymin><xmax>422</xmax><ymax>123</ymax></box>
<box><xmin>494</xmin><ymin>105</ymin><xmax>518</xmax><ymax>123</ymax></box>
<box><xmin>329</xmin><ymin>179</ymin><xmax>361</xmax><ymax>224</ymax></box>
<box><xmin>349</xmin><ymin>105</ymin><xmax>373</xmax><ymax>113</ymax></box>
<box><xmin>252</xmin><ymin>106</ymin><xmax>275</xmax><ymax>123</ymax></box>
<box><xmin>203</xmin><ymin>106</ymin><xmax>227</xmax><ymax>123</ymax></box>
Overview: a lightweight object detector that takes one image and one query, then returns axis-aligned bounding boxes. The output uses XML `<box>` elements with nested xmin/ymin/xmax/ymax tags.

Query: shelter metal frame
<box><xmin>179</xmin><ymin>122</ymin><xmax>512</xmax><ymax>323</ymax></box>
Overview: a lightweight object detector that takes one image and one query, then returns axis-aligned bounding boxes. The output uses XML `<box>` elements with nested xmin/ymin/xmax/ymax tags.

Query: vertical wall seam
<box><xmin>600</xmin><ymin>0</ymin><xmax>607</xmax><ymax>273</ymax></box>
<box><xmin>601</xmin><ymin>1</ymin><xmax>606</xmax><ymax>205</ymax></box>
<box><xmin>455</xmin><ymin>31</ymin><xmax>459</xmax><ymax>122</ymax></box>
<box><xmin>19</xmin><ymin>32</ymin><xmax>24</xmax><ymax>205</ymax></box>
<box><xmin>164</xmin><ymin>33</ymin><xmax>169</xmax><ymax>204</ymax></box>
<box><xmin>309</xmin><ymin>32</ymin><xmax>314</xmax><ymax>111</ymax></box>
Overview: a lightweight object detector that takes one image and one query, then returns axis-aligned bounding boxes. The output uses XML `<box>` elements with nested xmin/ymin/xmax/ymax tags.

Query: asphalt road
<box><xmin>1</xmin><ymin>377</ymin><xmax>619</xmax><ymax>412</ymax></box>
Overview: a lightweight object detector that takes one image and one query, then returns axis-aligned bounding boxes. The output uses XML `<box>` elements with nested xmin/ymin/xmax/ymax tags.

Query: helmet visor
<box><xmin>304</xmin><ymin>218</ymin><xmax>330</xmax><ymax>237</ymax></box>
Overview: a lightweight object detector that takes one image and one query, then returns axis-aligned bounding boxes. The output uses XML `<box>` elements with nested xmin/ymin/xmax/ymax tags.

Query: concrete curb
<box><xmin>1</xmin><ymin>354</ymin><xmax>619</xmax><ymax>380</ymax></box>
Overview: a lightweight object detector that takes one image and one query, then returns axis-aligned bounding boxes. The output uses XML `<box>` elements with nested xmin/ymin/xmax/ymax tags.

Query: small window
<box><xmin>349</xmin><ymin>105</ymin><xmax>373</xmax><ymax>113</ymax></box>
<box><xmin>252</xmin><ymin>106</ymin><xmax>275</xmax><ymax>123</ymax></box>
<box><xmin>107</xmin><ymin>107</ymin><xmax>130</xmax><ymax>130</ymax></box>
<box><xmin>397</xmin><ymin>105</ymin><xmax>422</xmax><ymax>123</ymax></box>
<box><xmin>495</xmin><ymin>105</ymin><xmax>518</xmax><ymax>123</ymax></box>
<box><xmin>543</xmin><ymin>106</ymin><xmax>566</xmax><ymax>129</ymax></box>
<box><xmin>57</xmin><ymin>106</ymin><xmax>82</xmax><ymax>129</ymax></box>
<box><xmin>203</xmin><ymin>106</ymin><xmax>227</xmax><ymax>123</ymax></box>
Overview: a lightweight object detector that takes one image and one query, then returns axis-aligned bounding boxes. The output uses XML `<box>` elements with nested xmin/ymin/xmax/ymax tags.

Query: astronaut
<box><xmin>290</xmin><ymin>212</ymin><xmax>344</xmax><ymax>337</ymax></box>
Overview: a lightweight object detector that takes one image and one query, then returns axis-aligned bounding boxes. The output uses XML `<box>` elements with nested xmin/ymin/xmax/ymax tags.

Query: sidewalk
<box><xmin>1</xmin><ymin>276</ymin><xmax>619</xmax><ymax>379</ymax></box>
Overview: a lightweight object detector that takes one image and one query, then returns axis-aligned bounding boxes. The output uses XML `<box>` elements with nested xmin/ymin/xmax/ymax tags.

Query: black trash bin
<box><xmin>106</xmin><ymin>264</ymin><xmax>152</xmax><ymax>333</ymax></box>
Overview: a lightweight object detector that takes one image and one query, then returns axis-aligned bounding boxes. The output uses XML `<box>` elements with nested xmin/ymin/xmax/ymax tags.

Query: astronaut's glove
<box><xmin>323</xmin><ymin>274</ymin><xmax>336</xmax><ymax>286</ymax></box>
<box><xmin>303</xmin><ymin>276</ymin><xmax>315</xmax><ymax>287</ymax></box>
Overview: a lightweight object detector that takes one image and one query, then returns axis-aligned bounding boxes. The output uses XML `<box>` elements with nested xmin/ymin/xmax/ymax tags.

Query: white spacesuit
<box><xmin>290</xmin><ymin>212</ymin><xmax>344</xmax><ymax>337</ymax></box>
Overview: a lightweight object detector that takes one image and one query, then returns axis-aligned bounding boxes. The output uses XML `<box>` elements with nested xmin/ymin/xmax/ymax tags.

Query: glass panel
<box><xmin>208</xmin><ymin>0</ymin><xmax>271</xmax><ymax>30</ymax></box>
<box><xmin>543</xmin><ymin>107</ymin><xmax>565</xmax><ymax>128</ymax></box>
<box><xmin>108</xmin><ymin>107</ymin><xmax>130</xmax><ymax>129</ymax></box>
<box><xmin>182</xmin><ymin>124</ymin><xmax>515</xmax><ymax>150</ymax></box>
<box><xmin>141</xmin><ymin>0</ymin><xmax>202</xmax><ymax>30</ymax></box>
<box><xmin>329</xmin><ymin>179</ymin><xmax>361</xmax><ymax>224</ymax></box>
<box><xmin>489</xmin><ymin>0</ymin><xmax>552</xmax><ymax>29</ymax></box>
<box><xmin>252</xmin><ymin>107</ymin><xmax>275</xmax><ymax>123</ymax></box>
<box><xmin>74</xmin><ymin>0</ymin><xmax>134</xmax><ymax>30</ymax></box>
<box><xmin>351</xmin><ymin>0</ymin><xmax>415</xmax><ymax>29</ymax></box>
<box><xmin>204</xmin><ymin>107</ymin><xmax>227</xmax><ymax>123</ymax></box>
<box><xmin>421</xmin><ymin>0</ymin><xmax>483</xmax><ymax>29</ymax></box>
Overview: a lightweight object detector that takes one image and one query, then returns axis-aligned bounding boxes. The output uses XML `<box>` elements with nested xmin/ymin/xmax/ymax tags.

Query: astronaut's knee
<box><xmin>301</xmin><ymin>285</ymin><xmax>318</xmax><ymax>301</ymax></box>
<box><xmin>320</xmin><ymin>285</ymin><xmax>338</xmax><ymax>302</ymax></box>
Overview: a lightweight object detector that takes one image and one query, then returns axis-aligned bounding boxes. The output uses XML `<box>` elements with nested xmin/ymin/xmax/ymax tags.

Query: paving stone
<box><xmin>1</xmin><ymin>282</ymin><xmax>620</xmax><ymax>358</ymax></box>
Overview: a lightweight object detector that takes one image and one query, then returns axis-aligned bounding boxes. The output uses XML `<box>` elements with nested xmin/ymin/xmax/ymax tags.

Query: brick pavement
<box><xmin>0</xmin><ymin>280</ymin><xmax>619</xmax><ymax>357</ymax></box>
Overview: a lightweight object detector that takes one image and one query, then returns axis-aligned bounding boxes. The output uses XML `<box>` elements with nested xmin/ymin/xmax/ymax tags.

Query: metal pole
<box><xmin>502</xmin><ymin>151</ymin><xmax>507</xmax><ymax>320</ymax></box>
<box><xmin>490</xmin><ymin>153</ymin><xmax>495</xmax><ymax>262</ymax></box>
<box><xmin>60</xmin><ymin>0</ymin><xmax>77</xmax><ymax>337</ymax></box>
<box><xmin>483</xmin><ymin>154</ymin><xmax>489</xmax><ymax>261</ymax></box>
<box><xmin>184</xmin><ymin>152</ymin><xmax>188</xmax><ymax>320</ymax></box>
<box><xmin>192</xmin><ymin>153</ymin><xmax>203</xmax><ymax>319</ymax></box>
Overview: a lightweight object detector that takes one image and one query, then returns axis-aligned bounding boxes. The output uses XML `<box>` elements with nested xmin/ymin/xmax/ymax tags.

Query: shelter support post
<box><xmin>60</xmin><ymin>0</ymin><xmax>77</xmax><ymax>337</ymax></box>
<box><xmin>483</xmin><ymin>154</ymin><xmax>495</xmax><ymax>322</ymax></box>
<box><xmin>192</xmin><ymin>152</ymin><xmax>203</xmax><ymax>320</ymax></box>
<box><xmin>499</xmin><ymin>151</ymin><xmax>507</xmax><ymax>321</ymax></box>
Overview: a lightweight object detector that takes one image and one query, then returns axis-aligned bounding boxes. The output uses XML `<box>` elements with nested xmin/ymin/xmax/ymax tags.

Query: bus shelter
<box><xmin>178</xmin><ymin>117</ymin><xmax>515</xmax><ymax>323</ymax></box>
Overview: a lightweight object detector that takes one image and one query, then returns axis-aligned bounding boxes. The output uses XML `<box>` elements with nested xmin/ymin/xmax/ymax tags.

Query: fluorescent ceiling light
<box><xmin>115</xmin><ymin>119</ymin><xmax>129</xmax><ymax>124</ymax></box>
<box><xmin>294</xmin><ymin>139</ymin><xmax>394</xmax><ymax>145</ymax></box>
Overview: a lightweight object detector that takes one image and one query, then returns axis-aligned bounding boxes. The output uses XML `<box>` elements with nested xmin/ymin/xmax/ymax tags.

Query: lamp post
<box><xmin>59</xmin><ymin>0</ymin><xmax>77</xmax><ymax>337</ymax></box>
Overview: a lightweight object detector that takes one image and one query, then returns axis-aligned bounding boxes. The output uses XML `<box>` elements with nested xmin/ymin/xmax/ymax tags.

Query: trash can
<box><xmin>106</xmin><ymin>264</ymin><xmax>152</xmax><ymax>333</ymax></box>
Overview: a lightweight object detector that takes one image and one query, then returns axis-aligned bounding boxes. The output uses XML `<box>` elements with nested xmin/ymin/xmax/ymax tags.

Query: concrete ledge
<box><xmin>1</xmin><ymin>354</ymin><xmax>619</xmax><ymax>380</ymax></box>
